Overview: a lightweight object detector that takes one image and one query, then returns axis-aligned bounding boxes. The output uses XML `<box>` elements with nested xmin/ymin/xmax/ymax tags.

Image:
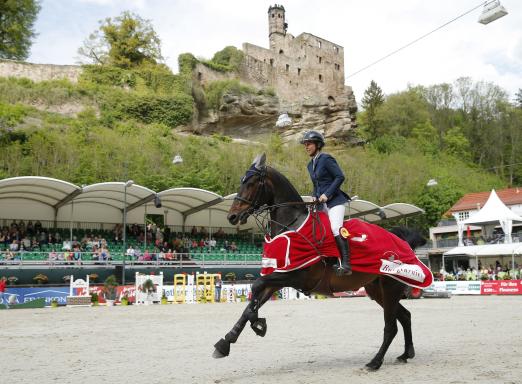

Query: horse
<box><xmin>213</xmin><ymin>153</ymin><xmax>427</xmax><ymax>371</ymax></box>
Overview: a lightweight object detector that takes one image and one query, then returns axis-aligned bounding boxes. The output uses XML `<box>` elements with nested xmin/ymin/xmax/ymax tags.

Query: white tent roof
<box><xmin>463</xmin><ymin>189</ymin><xmax>522</xmax><ymax>226</ymax></box>
<box><xmin>444</xmin><ymin>243</ymin><xmax>522</xmax><ymax>256</ymax></box>
<box><xmin>0</xmin><ymin>177</ymin><xmax>425</xmax><ymax>229</ymax></box>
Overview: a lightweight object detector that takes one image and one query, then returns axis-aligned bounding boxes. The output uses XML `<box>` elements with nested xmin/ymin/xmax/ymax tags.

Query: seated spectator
<box><xmin>209</xmin><ymin>238</ymin><xmax>217</xmax><ymax>249</ymax></box>
<box><xmin>191</xmin><ymin>239</ymin><xmax>198</xmax><ymax>249</ymax></box>
<box><xmin>142</xmin><ymin>249</ymin><xmax>152</xmax><ymax>261</ymax></box>
<box><xmin>22</xmin><ymin>236</ymin><xmax>31</xmax><ymax>250</ymax></box>
<box><xmin>9</xmin><ymin>240</ymin><xmax>19</xmax><ymax>252</ymax></box>
<box><xmin>48</xmin><ymin>249</ymin><xmax>57</xmax><ymax>262</ymax></box>
<box><xmin>62</xmin><ymin>240</ymin><xmax>72</xmax><ymax>251</ymax></box>
<box><xmin>165</xmin><ymin>249</ymin><xmax>174</xmax><ymax>261</ymax></box>
<box><xmin>126</xmin><ymin>246</ymin><xmax>135</xmax><ymax>260</ymax></box>
<box><xmin>200</xmin><ymin>226</ymin><xmax>208</xmax><ymax>236</ymax></box>
<box><xmin>230</xmin><ymin>241</ymin><xmax>237</xmax><ymax>252</ymax></box>
<box><xmin>55</xmin><ymin>232</ymin><xmax>62</xmax><ymax>243</ymax></box>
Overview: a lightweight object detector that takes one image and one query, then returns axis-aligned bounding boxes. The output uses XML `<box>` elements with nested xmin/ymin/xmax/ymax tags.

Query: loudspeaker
<box><xmin>154</xmin><ymin>195</ymin><xmax>162</xmax><ymax>208</ymax></box>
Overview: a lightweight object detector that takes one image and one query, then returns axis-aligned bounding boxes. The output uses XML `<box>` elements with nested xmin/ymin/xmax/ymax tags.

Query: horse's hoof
<box><xmin>213</xmin><ymin>338</ymin><xmax>230</xmax><ymax>358</ymax></box>
<box><xmin>251</xmin><ymin>318</ymin><xmax>267</xmax><ymax>337</ymax></box>
<box><xmin>396</xmin><ymin>354</ymin><xmax>408</xmax><ymax>363</ymax></box>
<box><xmin>365</xmin><ymin>360</ymin><xmax>382</xmax><ymax>371</ymax></box>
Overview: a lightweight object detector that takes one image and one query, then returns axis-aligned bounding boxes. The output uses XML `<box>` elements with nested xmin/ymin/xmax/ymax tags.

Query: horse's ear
<box><xmin>253</xmin><ymin>153</ymin><xmax>266</xmax><ymax>169</ymax></box>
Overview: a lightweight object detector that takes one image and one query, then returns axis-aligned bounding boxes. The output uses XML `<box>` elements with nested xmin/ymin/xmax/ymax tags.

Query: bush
<box><xmin>205</xmin><ymin>79</ymin><xmax>256</xmax><ymax>110</ymax></box>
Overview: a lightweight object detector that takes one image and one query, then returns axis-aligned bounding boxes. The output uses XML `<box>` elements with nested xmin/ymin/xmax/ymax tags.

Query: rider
<box><xmin>301</xmin><ymin>131</ymin><xmax>352</xmax><ymax>275</ymax></box>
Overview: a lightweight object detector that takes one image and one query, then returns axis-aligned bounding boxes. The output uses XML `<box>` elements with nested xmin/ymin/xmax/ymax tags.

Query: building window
<box><xmin>317</xmin><ymin>40</ymin><xmax>322</xmax><ymax>48</ymax></box>
<box><xmin>270</xmin><ymin>58</ymin><xmax>274</xmax><ymax>67</ymax></box>
<box><xmin>278</xmin><ymin>14</ymin><xmax>281</xmax><ymax>18</ymax></box>
<box><xmin>297</xmin><ymin>68</ymin><xmax>301</xmax><ymax>76</ymax></box>
<box><xmin>279</xmin><ymin>49</ymin><xmax>284</xmax><ymax>54</ymax></box>
<box><xmin>286</xmin><ymin>64</ymin><xmax>289</xmax><ymax>72</ymax></box>
<box><xmin>318</xmin><ymin>56</ymin><xmax>322</xmax><ymax>64</ymax></box>
<box><xmin>319</xmin><ymin>74</ymin><xmax>323</xmax><ymax>82</ymax></box>
<box><xmin>272</xmin><ymin>13</ymin><xmax>275</xmax><ymax>18</ymax></box>
<box><xmin>334</xmin><ymin>63</ymin><xmax>340</xmax><ymax>70</ymax></box>
<box><xmin>458</xmin><ymin>211</ymin><xmax>470</xmax><ymax>221</ymax></box>
<box><xmin>334</xmin><ymin>46</ymin><xmax>339</xmax><ymax>54</ymax></box>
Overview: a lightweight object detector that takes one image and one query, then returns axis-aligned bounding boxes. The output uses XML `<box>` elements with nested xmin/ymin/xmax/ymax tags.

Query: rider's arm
<box><xmin>322</xmin><ymin>155</ymin><xmax>345</xmax><ymax>199</ymax></box>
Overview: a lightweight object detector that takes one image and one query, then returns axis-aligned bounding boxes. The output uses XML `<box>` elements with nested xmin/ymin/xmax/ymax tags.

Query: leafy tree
<box><xmin>361</xmin><ymin>80</ymin><xmax>385</xmax><ymax>140</ymax></box>
<box><xmin>415</xmin><ymin>180</ymin><xmax>464</xmax><ymax>228</ymax></box>
<box><xmin>78</xmin><ymin>11</ymin><xmax>163</xmax><ymax>68</ymax></box>
<box><xmin>376</xmin><ymin>87</ymin><xmax>430</xmax><ymax>137</ymax></box>
<box><xmin>211</xmin><ymin>46</ymin><xmax>244</xmax><ymax>71</ymax></box>
<box><xmin>423</xmin><ymin>83</ymin><xmax>454</xmax><ymax>150</ymax></box>
<box><xmin>0</xmin><ymin>0</ymin><xmax>41</xmax><ymax>60</ymax></box>
<box><xmin>442</xmin><ymin>126</ymin><xmax>470</xmax><ymax>160</ymax></box>
<box><xmin>515</xmin><ymin>88</ymin><xmax>522</xmax><ymax>108</ymax></box>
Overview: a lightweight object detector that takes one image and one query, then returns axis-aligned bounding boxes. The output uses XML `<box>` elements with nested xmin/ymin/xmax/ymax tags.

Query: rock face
<box><xmin>189</xmin><ymin>82</ymin><xmax>359</xmax><ymax>145</ymax></box>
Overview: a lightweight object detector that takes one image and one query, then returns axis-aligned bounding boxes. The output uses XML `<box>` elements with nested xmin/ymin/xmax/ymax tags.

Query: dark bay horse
<box><xmin>213</xmin><ymin>154</ymin><xmax>427</xmax><ymax>371</ymax></box>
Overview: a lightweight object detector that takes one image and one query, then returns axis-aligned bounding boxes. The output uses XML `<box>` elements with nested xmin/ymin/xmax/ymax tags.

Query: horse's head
<box><xmin>228</xmin><ymin>153</ymin><xmax>272</xmax><ymax>225</ymax></box>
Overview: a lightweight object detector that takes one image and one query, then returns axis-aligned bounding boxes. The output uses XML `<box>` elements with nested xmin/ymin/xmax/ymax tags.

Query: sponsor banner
<box><xmin>77</xmin><ymin>285</ymin><xmax>136</xmax><ymax>303</ymax></box>
<box><xmin>480</xmin><ymin>280</ymin><xmax>522</xmax><ymax>295</ymax></box>
<box><xmin>426</xmin><ymin>281</ymin><xmax>481</xmax><ymax>295</ymax></box>
<box><xmin>1</xmin><ymin>287</ymin><xmax>69</xmax><ymax>306</ymax></box>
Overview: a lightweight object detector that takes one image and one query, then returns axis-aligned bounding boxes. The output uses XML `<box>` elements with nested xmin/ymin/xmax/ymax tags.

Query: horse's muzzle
<box><xmin>228</xmin><ymin>210</ymin><xmax>249</xmax><ymax>225</ymax></box>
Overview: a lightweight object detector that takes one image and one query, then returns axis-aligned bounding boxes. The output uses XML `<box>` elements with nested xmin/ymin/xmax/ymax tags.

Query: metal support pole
<box><xmin>123</xmin><ymin>186</ymin><xmax>127</xmax><ymax>285</ymax></box>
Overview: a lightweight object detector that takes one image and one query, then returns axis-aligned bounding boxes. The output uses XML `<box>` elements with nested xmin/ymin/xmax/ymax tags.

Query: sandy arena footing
<box><xmin>0</xmin><ymin>295</ymin><xmax>520</xmax><ymax>384</ymax></box>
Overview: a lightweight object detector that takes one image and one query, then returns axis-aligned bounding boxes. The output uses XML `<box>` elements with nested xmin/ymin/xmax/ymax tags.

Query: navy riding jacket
<box><xmin>307</xmin><ymin>152</ymin><xmax>350</xmax><ymax>208</ymax></box>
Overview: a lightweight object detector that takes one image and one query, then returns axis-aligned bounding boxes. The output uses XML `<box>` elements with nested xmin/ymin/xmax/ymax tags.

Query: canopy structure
<box><xmin>456</xmin><ymin>189</ymin><xmax>522</xmax><ymax>245</ymax></box>
<box><xmin>0</xmin><ymin>176</ymin><xmax>424</xmax><ymax>232</ymax></box>
<box><xmin>443</xmin><ymin>243</ymin><xmax>522</xmax><ymax>272</ymax></box>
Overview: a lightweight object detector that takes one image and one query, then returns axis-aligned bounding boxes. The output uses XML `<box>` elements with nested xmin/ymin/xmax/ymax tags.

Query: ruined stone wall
<box><xmin>0</xmin><ymin>59</ymin><xmax>82</xmax><ymax>83</ymax></box>
<box><xmin>193</xmin><ymin>62</ymin><xmax>237</xmax><ymax>86</ymax></box>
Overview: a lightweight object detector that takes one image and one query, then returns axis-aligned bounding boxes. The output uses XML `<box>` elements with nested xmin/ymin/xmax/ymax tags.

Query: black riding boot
<box><xmin>334</xmin><ymin>235</ymin><xmax>352</xmax><ymax>276</ymax></box>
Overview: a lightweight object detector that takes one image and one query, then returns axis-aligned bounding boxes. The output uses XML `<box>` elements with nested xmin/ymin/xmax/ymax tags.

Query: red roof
<box><xmin>448</xmin><ymin>187</ymin><xmax>522</xmax><ymax>213</ymax></box>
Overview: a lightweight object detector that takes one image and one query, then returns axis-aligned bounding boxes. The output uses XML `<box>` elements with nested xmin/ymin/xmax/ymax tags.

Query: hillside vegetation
<box><xmin>0</xmin><ymin>64</ymin><xmax>516</xmax><ymax>232</ymax></box>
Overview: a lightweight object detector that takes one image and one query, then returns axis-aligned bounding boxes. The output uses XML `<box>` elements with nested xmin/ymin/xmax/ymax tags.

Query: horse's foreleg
<box><xmin>365</xmin><ymin>277</ymin><xmax>404</xmax><ymax>371</ymax></box>
<box><xmin>212</xmin><ymin>276</ymin><xmax>283</xmax><ymax>359</ymax></box>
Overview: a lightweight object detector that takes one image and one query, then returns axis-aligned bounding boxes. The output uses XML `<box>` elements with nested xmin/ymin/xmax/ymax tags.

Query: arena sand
<box><xmin>0</xmin><ymin>295</ymin><xmax>520</xmax><ymax>384</ymax></box>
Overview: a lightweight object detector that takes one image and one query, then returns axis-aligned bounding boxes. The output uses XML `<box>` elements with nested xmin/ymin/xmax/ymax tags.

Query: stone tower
<box><xmin>268</xmin><ymin>4</ymin><xmax>287</xmax><ymax>50</ymax></box>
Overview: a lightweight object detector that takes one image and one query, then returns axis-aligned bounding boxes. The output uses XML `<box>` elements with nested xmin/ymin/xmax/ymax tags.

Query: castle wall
<box><xmin>0</xmin><ymin>59</ymin><xmax>82</xmax><ymax>83</ymax></box>
<box><xmin>193</xmin><ymin>62</ymin><xmax>236</xmax><ymax>86</ymax></box>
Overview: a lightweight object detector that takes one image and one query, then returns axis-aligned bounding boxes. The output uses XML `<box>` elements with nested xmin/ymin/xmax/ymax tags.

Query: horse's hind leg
<box><xmin>365</xmin><ymin>281</ymin><xmax>415</xmax><ymax>364</ymax></box>
<box><xmin>395</xmin><ymin>303</ymin><xmax>415</xmax><ymax>362</ymax></box>
<box><xmin>364</xmin><ymin>277</ymin><xmax>405</xmax><ymax>371</ymax></box>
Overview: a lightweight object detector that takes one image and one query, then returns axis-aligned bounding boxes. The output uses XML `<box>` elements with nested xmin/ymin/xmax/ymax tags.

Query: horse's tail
<box><xmin>389</xmin><ymin>227</ymin><xmax>427</xmax><ymax>250</ymax></box>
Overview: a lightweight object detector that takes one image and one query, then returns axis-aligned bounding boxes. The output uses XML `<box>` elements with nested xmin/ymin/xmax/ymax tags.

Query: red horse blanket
<box><xmin>261</xmin><ymin>212</ymin><xmax>433</xmax><ymax>288</ymax></box>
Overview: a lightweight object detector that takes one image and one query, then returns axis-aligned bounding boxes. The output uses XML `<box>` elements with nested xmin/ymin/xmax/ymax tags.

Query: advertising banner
<box><xmin>480</xmin><ymin>280</ymin><xmax>522</xmax><ymax>295</ymax></box>
<box><xmin>1</xmin><ymin>287</ymin><xmax>69</xmax><ymax>306</ymax></box>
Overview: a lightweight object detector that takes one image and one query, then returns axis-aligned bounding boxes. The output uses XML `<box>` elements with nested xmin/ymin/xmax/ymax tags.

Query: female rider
<box><xmin>301</xmin><ymin>130</ymin><xmax>352</xmax><ymax>275</ymax></box>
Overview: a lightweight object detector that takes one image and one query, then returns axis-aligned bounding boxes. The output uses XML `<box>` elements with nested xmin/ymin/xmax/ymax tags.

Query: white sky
<box><xmin>29</xmin><ymin>0</ymin><xmax>521</xmax><ymax>103</ymax></box>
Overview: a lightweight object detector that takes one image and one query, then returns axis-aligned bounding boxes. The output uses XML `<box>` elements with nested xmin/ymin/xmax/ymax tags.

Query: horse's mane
<box><xmin>389</xmin><ymin>227</ymin><xmax>427</xmax><ymax>250</ymax></box>
<box><xmin>267</xmin><ymin>166</ymin><xmax>303</xmax><ymax>203</ymax></box>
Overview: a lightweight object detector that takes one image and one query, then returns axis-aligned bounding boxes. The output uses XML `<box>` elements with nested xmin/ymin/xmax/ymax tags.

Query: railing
<box><xmin>0</xmin><ymin>251</ymin><xmax>263</xmax><ymax>267</ymax></box>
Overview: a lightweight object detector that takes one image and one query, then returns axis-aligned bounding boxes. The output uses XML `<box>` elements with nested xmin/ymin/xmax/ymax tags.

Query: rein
<box><xmin>235</xmin><ymin>165</ymin><xmax>328</xmax><ymax>255</ymax></box>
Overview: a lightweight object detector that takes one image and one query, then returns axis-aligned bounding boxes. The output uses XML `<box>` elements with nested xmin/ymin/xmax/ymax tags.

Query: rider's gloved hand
<box><xmin>319</xmin><ymin>194</ymin><xmax>328</xmax><ymax>203</ymax></box>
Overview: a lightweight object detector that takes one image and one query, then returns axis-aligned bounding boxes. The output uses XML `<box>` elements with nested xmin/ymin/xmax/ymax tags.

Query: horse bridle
<box><xmin>233</xmin><ymin>166</ymin><xmax>268</xmax><ymax>212</ymax></box>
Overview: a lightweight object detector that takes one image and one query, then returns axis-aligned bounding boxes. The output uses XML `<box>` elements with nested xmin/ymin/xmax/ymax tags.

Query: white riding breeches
<box><xmin>323</xmin><ymin>204</ymin><xmax>345</xmax><ymax>236</ymax></box>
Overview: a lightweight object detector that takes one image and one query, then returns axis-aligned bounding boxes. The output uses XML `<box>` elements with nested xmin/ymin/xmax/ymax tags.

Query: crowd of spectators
<box><xmin>1</xmin><ymin>220</ymin><xmax>257</xmax><ymax>264</ymax></box>
<box><xmin>436</xmin><ymin>260</ymin><xmax>521</xmax><ymax>281</ymax></box>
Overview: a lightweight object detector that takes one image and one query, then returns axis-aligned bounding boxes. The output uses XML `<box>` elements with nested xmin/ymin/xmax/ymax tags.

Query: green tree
<box><xmin>211</xmin><ymin>46</ymin><xmax>244</xmax><ymax>71</ymax></box>
<box><xmin>78</xmin><ymin>11</ymin><xmax>163</xmax><ymax>68</ymax></box>
<box><xmin>442</xmin><ymin>126</ymin><xmax>470</xmax><ymax>159</ymax></box>
<box><xmin>360</xmin><ymin>80</ymin><xmax>385</xmax><ymax>140</ymax></box>
<box><xmin>0</xmin><ymin>0</ymin><xmax>41</xmax><ymax>60</ymax></box>
<box><xmin>515</xmin><ymin>88</ymin><xmax>522</xmax><ymax>108</ymax></box>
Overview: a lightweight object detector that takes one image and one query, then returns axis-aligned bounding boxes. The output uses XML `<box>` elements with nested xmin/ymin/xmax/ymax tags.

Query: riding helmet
<box><xmin>300</xmin><ymin>130</ymin><xmax>325</xmax><ymax>149</ymax></box>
